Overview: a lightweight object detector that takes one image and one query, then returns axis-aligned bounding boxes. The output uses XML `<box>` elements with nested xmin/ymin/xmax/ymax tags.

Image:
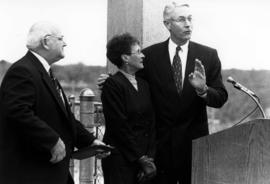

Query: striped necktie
<box><xmin>49</xmin><ymin>69</ymin><xmax>66</xmax><ymax>106</ymax></box>
<box><xmin>172</xmin><ymin>46</ymin><xmax>182</xmax><ymax>94</ymax></box>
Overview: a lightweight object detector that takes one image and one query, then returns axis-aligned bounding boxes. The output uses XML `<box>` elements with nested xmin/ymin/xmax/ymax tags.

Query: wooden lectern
<box><xmin>192</xmin><ymin>119</ymin><xmax>270</xmax><ymax>184</ymax></box>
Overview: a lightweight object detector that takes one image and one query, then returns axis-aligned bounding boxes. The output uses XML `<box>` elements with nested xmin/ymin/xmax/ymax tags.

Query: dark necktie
<box><xmin>172</xmin><ymin>46</ymin><xmax>182</xmax><ymax>94</ymax></box>
<box><xmin>49</xmin><ymin>68</ymin><xmax>65</xmax><ymax>106</ymax></box>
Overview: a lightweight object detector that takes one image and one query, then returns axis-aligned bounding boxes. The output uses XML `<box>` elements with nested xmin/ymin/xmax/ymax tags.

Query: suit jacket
<box><xmin>139</xmin><ymin>39</ymin><xmax>228</xmax><ymax>170</ymax></box>
<box><xmin>101</xmin><ymin>72</ymin><xmax>155</xmax><ymax>163</ymax></box>
<box><xmin>0</xmin><ymin>51</ymin><xmax>96</xmax><ymax>184</ymax></box>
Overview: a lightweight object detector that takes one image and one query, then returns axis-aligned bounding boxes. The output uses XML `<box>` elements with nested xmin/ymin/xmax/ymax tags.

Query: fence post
<box><xmin>79</xmin><ymin>89</ymin><xmax>95</xmax><ymax>184</ymax></box>
<box><xmin>69</xmin><ymin>94</ymin><xmax>76</xmax><ymax>178</ymax></box>
<box><xmin>93</xmin><ymin>102</ymin><xmax>104</xmax><ymax>184</ymax></box>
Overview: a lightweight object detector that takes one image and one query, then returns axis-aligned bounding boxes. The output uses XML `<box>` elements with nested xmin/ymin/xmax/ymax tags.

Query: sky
<box><xmin>0</xmin><ymin>0</ymin><xmax>107</xmax><ymax>66</ymax></box>
<box><xmin>0</xmin><ymin>0</ymin><xmax>270</xmax><ymax>70</ymax></box>
<box><xmin>191</xmin><ymin>0</ymin><xmax>270</xmax><ymax>70</ymax></box>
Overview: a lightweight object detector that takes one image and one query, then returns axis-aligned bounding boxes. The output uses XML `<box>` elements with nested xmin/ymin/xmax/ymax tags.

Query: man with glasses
<box><xmin>138</xmin><ymin>2</ymin><xmax>228</xmax><ymax>184</ymax></box>
<box><xmin>0</xmin><ymin>21</ymin><xmax>107</xmax><ymax>184</ymax></box>
<box><xmin>99</xmin><ymin>1</ymin><xmax>228</xmax><ymax>184</ymax></box>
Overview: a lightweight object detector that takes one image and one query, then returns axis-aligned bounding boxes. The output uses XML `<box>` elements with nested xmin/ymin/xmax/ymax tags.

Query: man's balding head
<box><xmin>163</xmin><ymin>1</ymin><xmax>190</xmax><ymax>22</ymax></box>
<box><xmin>26</xmin><ymin>21</ymin><xmax>66</xmax><ymax>64</ymax></box>
<box><xmin>26</xmin><ymin>21</ymin><xmax>60</xmax><ymax>50</ymax></box>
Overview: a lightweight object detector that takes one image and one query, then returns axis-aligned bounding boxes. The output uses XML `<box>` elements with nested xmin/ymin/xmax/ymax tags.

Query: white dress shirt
<box><xmin>30</xmin><ymin>51</ymin><xmax>50</xmax><ymax>73</ymax></box>
<box><xmin>31</xmin><ymin>51</ymin><xmax>67</xmax><ymax>103</ymax></box>
<box><xmin>168</xmin><ymin>39</ymin><xmax>189</xmax><ymax>87</ymax></box>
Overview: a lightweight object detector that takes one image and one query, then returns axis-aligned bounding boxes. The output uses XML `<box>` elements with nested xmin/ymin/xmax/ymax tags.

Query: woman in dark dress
<box><xmin>101</xmin><ymin>33</ymin><xmax>156</xmax><ymax>184</ymax></box>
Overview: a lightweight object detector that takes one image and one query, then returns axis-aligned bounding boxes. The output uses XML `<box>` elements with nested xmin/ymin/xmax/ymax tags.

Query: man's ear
<box><xmin>121</xmin><ymin>54</ymin><xmax>129</xmax><ymax>63</ymax></box>
<box><xmin>41</xmin><ymin>37</ymin><xmax>50</xmax><ymax>50</ymax></box>
<box><xmin>163</xmin><ymin>20</ymin><xmax>171</xmax><ymax>30</ymax></box>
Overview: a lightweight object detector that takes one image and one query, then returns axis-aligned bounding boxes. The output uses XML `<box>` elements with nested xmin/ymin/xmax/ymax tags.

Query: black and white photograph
<box><xmin>0</xmin><ymin>0</ymin><xmax>270</xmax><ymax>184</ymax></box>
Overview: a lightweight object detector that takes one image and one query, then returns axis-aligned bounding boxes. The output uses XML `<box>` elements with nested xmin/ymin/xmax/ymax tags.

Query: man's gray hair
<box><xmin>26</xmin><ymin>21</ymin><xmax>57</xmax><ymax>50</ymax></box>
<box><xmin>163</xmin><ymin>1</ymin><xmax>190</xmax><ymax>21</ymax></box>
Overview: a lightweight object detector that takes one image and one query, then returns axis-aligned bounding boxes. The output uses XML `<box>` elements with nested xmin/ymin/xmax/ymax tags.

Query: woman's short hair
<box><xmin>106</xmin><ymin>33</ymin><xmax>140</xmax><ymax>68</ymax></box>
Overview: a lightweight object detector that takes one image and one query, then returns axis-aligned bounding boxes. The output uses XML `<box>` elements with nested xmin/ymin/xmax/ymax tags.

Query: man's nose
<box><xmin>185</xmin><ymin>20</ymin><xmax>192</xmax><ymax>27</ymax></box>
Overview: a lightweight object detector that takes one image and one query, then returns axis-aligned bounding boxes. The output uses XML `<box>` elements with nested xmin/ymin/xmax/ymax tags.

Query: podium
<box><xmin>192</xmin><ymin>119</ymin><xmax>270</xmax><ymax>184</ymax></box>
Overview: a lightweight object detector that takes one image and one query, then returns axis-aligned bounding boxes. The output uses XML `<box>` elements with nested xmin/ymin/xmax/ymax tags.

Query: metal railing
<box><xmin>69</xmin><ymin>88</ymin><xmax>105</xmax><ymax>184</ymax></box>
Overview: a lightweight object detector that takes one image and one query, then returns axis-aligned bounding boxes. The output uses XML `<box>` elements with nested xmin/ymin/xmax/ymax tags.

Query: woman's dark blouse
<box><xmin>101</xmin><ymin>71</ymin><xmax>156</xmax><ymax>162</ymax></box>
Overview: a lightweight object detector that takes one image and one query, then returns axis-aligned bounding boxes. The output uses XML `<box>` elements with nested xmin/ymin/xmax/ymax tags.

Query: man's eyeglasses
<box><xmin>127</xmin><ymin>50</ymin><xmax>142</xmax><ymax>55</ymax></box>
<box><xmin>44</xmin><ymin>34</ymin><xmax>64</xmax><ymax>41</ymax></box>
<box><xmin>170</xmin><ymin>16</ymin><xmax>192</xmax><ymax>23</ymax></box>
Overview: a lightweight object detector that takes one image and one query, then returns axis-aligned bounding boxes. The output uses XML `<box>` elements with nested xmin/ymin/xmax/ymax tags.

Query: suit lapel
<box><xmin>180</xmin><ymin>42</ymin><xmax>197</xmax><ymax>109</ymax></box>
<box><xmin>183</xmin><ymin>41</ymin><xmax>196</xmax><ymax>90</ymax></box>
<box><xmin>155</xmin><ymin>40</ymin><xmax>196</xmax><ymax>102</ymax></box>
<box><xmin>26</xmin><ymin>51</ymin><xmax>69</xmax><ymax>118</ymax></box>
<box><xmin>118</xmin><ymin>72</ymin><xmax>139</xmax><ymax>93</ymax></box>
<box><xmin>41</xmin><ymin>74</ymin><xmax>69</xmax><ymax>117</ymax></box>
<box><xmin>153</xmin><ymin>40</ymin><xmax>178</xmax><ymax>91</ymax></box>
<box><xmin>160</xmin><ymin>40</ymin><xmax>174</xmax><ymax>81</ymax></box>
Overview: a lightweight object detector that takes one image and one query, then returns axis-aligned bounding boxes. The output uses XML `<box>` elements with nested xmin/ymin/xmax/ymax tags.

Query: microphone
<box><xmin>227</xmin><ymin>76</ymin><xmax>266</xmax><ymax>123</ymax></box>
<box><xmin>227</xmin><ymin>76</ymin><xmax>257</xmax><ymax>97</ymax></box>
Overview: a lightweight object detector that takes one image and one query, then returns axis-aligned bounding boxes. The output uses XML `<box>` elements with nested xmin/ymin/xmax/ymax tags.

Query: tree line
<box><xmin>1</xmin><ymin>59</ymin><xmax>269</xmax><ymax>124</ymax></box>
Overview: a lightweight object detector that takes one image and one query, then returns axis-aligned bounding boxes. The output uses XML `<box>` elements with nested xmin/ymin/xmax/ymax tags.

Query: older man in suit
<box><xmin>137</xmin><ymin>2</ymin><xmax>228</xmax><ymax>184</ymax></box>
<box><xmin>0</xmin><ymin>21</ymin><xmax>106</xmax><ymax>184</ymax></box>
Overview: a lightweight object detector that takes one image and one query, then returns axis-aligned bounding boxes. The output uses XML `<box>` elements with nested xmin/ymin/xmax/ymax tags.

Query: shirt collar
<box><xmin>30</xmin><ymin>51</ymin><xmax>51</xmax><ymax>73</ymax></box>
<box><xmin>119</xmin><ymin>69</ymin><xmax>138</xmax><ymax>90</ymax></box>
<box><xmin>119</xmin><ymin>69</ymin><xmax>136</xmax><ymax>80</ymax></box>
<box><xmin>169</xmin><ymin>38</ymin><xmax>189</xmax><ymax>53</ymax></box>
